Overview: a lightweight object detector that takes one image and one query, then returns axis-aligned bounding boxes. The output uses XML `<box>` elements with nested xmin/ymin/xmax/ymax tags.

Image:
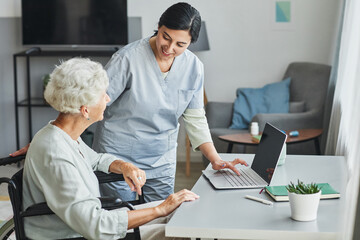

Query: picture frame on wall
<box><xmin>271</xmin><ymin>0</ymin><xmax>295</xmax><ymax>31</ymax></box>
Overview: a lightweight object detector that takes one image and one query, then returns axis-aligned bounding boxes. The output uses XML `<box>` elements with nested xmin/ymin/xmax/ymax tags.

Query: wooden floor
<box><xmin>174</xmin><ymin>161</ymin><xmax>205</xmax><ymax>192</ymax></box>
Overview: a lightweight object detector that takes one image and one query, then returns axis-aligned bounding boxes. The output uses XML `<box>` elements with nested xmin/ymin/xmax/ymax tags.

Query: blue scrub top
<box><xmin>93</xmin><ymin>37</ymin><xmax>204</xmax><ymax>178</ymax></box>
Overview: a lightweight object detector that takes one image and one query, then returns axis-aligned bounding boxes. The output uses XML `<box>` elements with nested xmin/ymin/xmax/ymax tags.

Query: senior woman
<box><xmin>22</xmin><ymin>58</ymin><xmax>199</xmax><ymax>240</ymax></box>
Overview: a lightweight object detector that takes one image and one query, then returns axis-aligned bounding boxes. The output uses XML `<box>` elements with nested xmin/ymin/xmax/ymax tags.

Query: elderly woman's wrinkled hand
<box><xmin>155</xmin><ymin>189</ymin><xmax>199</xmax><ymax>217</ymax></box>
<box><xmin>211</xmin><ymin>158</ymin><xmax>248</xmax><ymax>176</ymax></box>
<box><xmin>120</xmin><ymin>162</ymin><xmax>146</xmax><ymax>195</ymax></box>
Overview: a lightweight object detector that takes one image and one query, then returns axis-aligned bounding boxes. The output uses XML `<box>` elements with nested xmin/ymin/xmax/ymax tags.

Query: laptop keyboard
<box><xmin>220</xmin><ymin>168</ymin><xmax>265</xmax><ymax>187</ymax></box>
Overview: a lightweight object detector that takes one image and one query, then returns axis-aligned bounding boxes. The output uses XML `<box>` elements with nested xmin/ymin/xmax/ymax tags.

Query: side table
<box><xmin>219</xmin><ymin>129</ymin><xmax>323</xmax><ymax>154</ymax></box>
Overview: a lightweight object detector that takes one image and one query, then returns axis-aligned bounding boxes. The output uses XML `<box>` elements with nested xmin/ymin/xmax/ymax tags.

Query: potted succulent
<box><xmin>286</xmin><ymin>180</ymin><xmax>322</xmax><ymax>221</ymax></box>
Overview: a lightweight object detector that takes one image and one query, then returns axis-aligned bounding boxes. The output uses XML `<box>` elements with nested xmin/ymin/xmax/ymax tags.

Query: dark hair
<box><xmin>155</xmin><ymin>2</ymin><xmax>201</xmax><ymax>43</ymax></box>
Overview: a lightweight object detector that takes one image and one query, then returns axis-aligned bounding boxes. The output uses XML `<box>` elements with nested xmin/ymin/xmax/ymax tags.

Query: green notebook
<box><xmin>251</xmin><ymin>135</ymin><xmax>262</xmax><ymax>143</ymax></box>
<box><xmin>265</xmin><ymin>183</ymin><xmax>340</xmax><ymax>202</ymax></box>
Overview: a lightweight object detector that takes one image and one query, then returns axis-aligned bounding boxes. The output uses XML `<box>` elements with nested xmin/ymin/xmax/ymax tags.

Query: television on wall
<box><xmin>22</xmin><ymin>0</ymin><xmax>128</xmax><ymax>46</ymax></box>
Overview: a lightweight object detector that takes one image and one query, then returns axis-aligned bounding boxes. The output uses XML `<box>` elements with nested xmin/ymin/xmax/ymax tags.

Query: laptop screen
<box><xmin>251</xmin><ymin>123</ymin><xmax>287</xmax><ymax>184</ymax></box>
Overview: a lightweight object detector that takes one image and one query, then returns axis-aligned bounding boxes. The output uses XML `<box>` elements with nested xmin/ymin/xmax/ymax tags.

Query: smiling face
<box><xmin>154</xmin><ymin>25</ymin><xmax>192</xmax><ymax>61</ymax></box>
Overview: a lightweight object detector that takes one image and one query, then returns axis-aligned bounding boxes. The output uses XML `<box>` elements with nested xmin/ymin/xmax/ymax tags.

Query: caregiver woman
<box><xmin>93</xmin><ymin>2</ymin><xmax>247</xmax><ymax>202</ymax></box>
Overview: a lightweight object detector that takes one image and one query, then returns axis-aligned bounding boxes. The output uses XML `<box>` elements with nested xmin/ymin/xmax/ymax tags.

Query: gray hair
<box><xmin>44</xmin><ymin>58</ymin><xmax>109</xmax><ymax>114</ymax></box>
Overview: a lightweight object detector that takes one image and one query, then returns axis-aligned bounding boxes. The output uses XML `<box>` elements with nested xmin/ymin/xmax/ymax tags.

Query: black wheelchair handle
<box><xmin>0</xmin><ymin>155</ymin><xmax>26</xmax><ymax>166</ymax></box>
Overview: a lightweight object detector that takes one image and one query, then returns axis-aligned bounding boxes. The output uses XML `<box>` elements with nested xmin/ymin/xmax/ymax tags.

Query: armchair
<box><xmin>204</xmin><ymin>62</ymin><xmax>331</xmax><ymax>165</ymax></box>
<box><xmin>253</xmin><ymin>62</ymin><xmax>331</xmax><ymax>131</ymax></box>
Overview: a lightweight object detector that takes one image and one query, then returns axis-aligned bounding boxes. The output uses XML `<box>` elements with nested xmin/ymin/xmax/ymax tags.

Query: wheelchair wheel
<box><xmin>0</xmin><ymin>218</ymin><xmax>15</xmax><ymax>240</ymax></box>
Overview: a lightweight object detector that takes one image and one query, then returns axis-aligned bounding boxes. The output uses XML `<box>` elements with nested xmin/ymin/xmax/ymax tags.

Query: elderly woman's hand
<box><xmin>109</xmin><ymin>160</ymin><xmax>146</xmax><ymax>196</ymax></box>
<box><xmin>211</xmin><ymin>158</ymin><xmax>248</xmax><ymax>176</ymax></box>
<box><xmin>155</xmin><ymin>189</ymin><xmax>199</xmax><ymax>217</ymax></box>
<box><xmin>120</xmin><ymin>162</ymin><xmax>146</xmax><ymax>195</ymax></box>
<box><xmin>9</xmin><ymin>143</ymin><xmax>30</xmax><ymax>157</ymax></box>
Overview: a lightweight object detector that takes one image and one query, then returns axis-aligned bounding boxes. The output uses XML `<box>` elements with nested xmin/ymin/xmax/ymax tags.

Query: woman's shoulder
<box><xmin>28</xmin><ymin>123</ymin><xmax>76</xmax><ymax>161</ymax></box>
<box><xmin>181</xmin><ymin>49</ymin><xmax>203</xmax><ymax>66</ymax></box>
<box><xmin>112</xmin><ymin>37</ymin><xmax>151</xmax><ymax>60</ymax></box>
<box><xmin>105</xmin><ymin>37</ymin><xmax>150</xmax><ymax>72</ymax></box>
<box><xmin>32</xmin><ymin>123</ymin><xmax>67</xmax><ymax>142</ymax></box>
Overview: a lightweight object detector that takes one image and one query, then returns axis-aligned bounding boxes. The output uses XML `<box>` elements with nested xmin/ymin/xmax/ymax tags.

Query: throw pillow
<box><xmin>230</xmin><ymin>78</ymin><xmax>291</xmax><ymax>129</ymax></box>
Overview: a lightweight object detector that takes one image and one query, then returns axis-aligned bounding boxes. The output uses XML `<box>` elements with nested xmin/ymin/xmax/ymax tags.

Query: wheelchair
<box><xmin>0</xmin><ymin>155</ymin><xmax>143</xmax><ymax>240</ymax></box>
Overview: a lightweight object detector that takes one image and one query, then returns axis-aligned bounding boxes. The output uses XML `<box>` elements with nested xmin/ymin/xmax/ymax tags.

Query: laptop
<box><xmin>202</xmin><ymin>122</ymin><xmax>287</xmax><ymax>189</ymax></box>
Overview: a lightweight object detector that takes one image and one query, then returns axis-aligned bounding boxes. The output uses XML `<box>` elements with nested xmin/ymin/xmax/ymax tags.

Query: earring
<box><xmin>87</xmin><ymin>118</ymin><xmax>90</xmax><ymax>121</ymax></box>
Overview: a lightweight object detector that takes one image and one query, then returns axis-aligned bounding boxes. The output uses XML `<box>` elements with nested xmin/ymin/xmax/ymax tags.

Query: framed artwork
<box><xmin>271</xmin><ymin>0</ymin><xmax>294</xmax><ymax>30</ymax></box>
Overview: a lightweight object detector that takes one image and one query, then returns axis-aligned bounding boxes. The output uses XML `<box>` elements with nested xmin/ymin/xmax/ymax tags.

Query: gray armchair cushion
<box><xmin>251</xmin><ymin>109</ymin><xmax>321</xmax><ymax>132</ymax></box>
<box><xmin>205</xmin><ymin>102</ymin><xmax>233</xmax><ymax>128</ymax></box>
<box><xmin>285</xmin><ymin>62</ymin><xmax>331</xmax><ymax>111</ymax></box>
<box><xmin>289</xmin><ymin>101</ymin><xmax>305</xmax><ymax>113</ymax></box>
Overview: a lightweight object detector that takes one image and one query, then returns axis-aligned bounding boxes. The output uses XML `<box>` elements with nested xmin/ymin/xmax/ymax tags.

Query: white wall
<box><xmin>0</xmin><ymin>0</ymin><xmax>20</xmax><ymax>18</ymax></box>
<box><xmin>0</xmin><ymin>0</ymin><xmax>341</xmax><ymax>160</ymax></box>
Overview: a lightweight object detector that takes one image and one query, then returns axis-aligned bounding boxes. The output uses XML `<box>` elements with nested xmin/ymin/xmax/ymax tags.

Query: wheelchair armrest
<box><xmin>94</xmin><ymin>171</ymin><xmax>125</xmax><ymax>184</ymax></box>
<box><xmin>0</xmin><ymin>155</ymin><xmax>26</xmax><ymax>166</ymax></box>
<box><xmin>95</xmin><ymin>171</ymin><xmax>145</xmax><ymax>205</ymax></box>
<box><xmin>99</xmin><ymin>197</ymin><xmax>135</xmax><ymax>211</ymax></box>
<box><xmin>22</xmin><ymin>202</ymin><xmax>54</xmax><ymax>217</ymax></box>
<box><xmin>23</xmin><ymin>198</ymin><xmax>135</xmax><ymax>218</ymax></box>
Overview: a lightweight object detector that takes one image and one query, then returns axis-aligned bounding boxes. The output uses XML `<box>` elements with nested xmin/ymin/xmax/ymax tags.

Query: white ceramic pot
<box><xmin>288</xmin><ymin>190</ymin><xmax>321</xmax><ymax>221</ymax></box>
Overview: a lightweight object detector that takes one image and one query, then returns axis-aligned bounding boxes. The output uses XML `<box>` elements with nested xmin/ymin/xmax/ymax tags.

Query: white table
<box><xmin>166</xmin><ymin>154</ymin><xmax>347</xmax><ymax>240</ymax></box>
